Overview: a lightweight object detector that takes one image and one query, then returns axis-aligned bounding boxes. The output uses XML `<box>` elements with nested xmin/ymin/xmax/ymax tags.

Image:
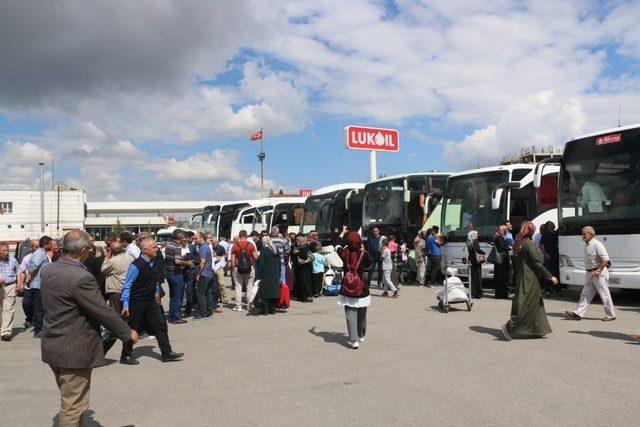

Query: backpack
<box><xmin>236</xmin><ymin>241</ymin><xmax>252</xmax><ymax>274</ymax></box>
<box><xmin>341</xmin><ymin>251</ymin><xmax>365</xmax><ymax>297</ymax></box>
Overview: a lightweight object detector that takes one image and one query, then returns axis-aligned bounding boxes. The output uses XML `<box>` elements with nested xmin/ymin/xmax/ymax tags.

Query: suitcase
<box><xmin>277</xmin><ymin>283</ymin><xmax>290</xmax><ymax>310</ymax></box>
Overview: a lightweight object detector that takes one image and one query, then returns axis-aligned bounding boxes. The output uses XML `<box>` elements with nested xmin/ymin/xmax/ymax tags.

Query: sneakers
<box><xmin>233</xmin><ymin>305</ymin><xmax>242</xmax><ymax>312</ymax></box>
<box><xmin>358</xmin><ymin>336</ymin><xmax>365</xmax><ymax>343</ymax></box>
<box><xmin>140</xmin><ymin>333</ymin><xmax>156</xmax><ymax>340</ymax></box>
<box><xmin>350</xmin><ymin>341</ymin><xmax>360</xmax><ymax>349</ymax></box>
<box><xmin>501</xmin><ymin>323</ymin><xmax>512</xmax><ymax>341</ymax></box>
<box><xmin>601</xmin><ymin>316</ymin><xmax>616</xmax><ymax>321</ymax></box>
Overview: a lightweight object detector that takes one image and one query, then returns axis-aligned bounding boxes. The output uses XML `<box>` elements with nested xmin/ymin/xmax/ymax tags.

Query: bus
<box><xmin>361</xmin><ymin>172</ymin><xmax>450</xmax><ymax>247</ymax></box>
<box><xmin>441</xmin><ymin>163</ymin><xmax>559</xmax><ymax>278</ymax></box>
<box><xmin>300</xmin><ymin>183</ymin><xmax>365</xmax><ymax>246</ymax></box>
<box><xmin>195</xmin><ymin>201</ymin><xmax>253</xmax><ymax>239</ymax></box>
<box><xmin>549</xmin><ymin>123</ymin><xmax>640</xmax><ymax>290</ymax></box>
<box><xmin>231</xmin><ymin>197</ymin><xmax>307</xmax><ymax>238</ymax></box>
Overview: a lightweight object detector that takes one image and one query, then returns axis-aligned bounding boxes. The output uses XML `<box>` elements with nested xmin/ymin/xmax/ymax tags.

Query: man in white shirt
<box><xmin>18</xmin><ymin>239</ymin><xmax>39</xmax><ymax>328</ymax></box>
<box><xmin>565</xmin><ymin>226</ymin><xmax>615</xmax><ymax>321</ymax></box>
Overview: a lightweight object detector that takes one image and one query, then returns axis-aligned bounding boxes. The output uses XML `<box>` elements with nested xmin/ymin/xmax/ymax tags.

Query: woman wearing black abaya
<box><xmin>294</xmin><ymin>235</ymin><xmax>314</xmax><ymax>302</ymax></box>
<box><xmin>493</xmin><ymin>225</ymin><xmax>511</xmax><ymax>299</ymax></box>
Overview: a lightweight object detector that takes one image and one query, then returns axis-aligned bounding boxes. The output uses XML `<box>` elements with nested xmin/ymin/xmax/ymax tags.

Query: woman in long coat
<box><xmin>294</xmin><ymin>235</ymin><xmax>314</xmax><ymax>302</ymax></box>
<box><xmin>501</xmin><ymin>221</ymin><xmax>558</xmax><ymax>340</ymax></box>
<box><xmin>492</xmin><ymin>225</ymin><xmax>511</xmax><ymax>299</ymax></box>
<box><xmin>467</xmin><ymin>230</ymin><xmax>485</xmax><ymax>299</ymax></box>
<box><xmin>256</xmin><ymin>236</ymin><xmax>282</xmax><ymax>315</ymax></box>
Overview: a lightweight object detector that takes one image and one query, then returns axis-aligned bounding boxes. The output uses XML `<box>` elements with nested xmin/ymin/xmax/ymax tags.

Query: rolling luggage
<box><xmin>277</xmin><ymin>283</ymin><xmax>290</xmax><ymax>310</ymax></box>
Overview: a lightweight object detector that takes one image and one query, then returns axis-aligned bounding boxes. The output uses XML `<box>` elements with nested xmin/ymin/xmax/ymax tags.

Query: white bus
<box><xmin>441</xmin><ymin>163</ymin><xmax>559</xmax><ymax>278</ymax></box>
<box><xmin>550</xmin><ymin>123</ymin><xmax>640</xmax><ymax>290</ymax></box>
<box><xmin>194</xmin><ymin>200</ymin><xmax>253</xmax><ymax>239</ymax></box>
<box><xmin>230</xmin><ymin>197</ymin><xmax>307</xmax><ymax>238</ymax></box>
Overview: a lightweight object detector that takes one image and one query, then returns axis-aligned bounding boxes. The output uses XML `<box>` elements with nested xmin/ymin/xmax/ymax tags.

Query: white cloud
<box><xmin>146</xmin><ymin>149</ymin><xmax>242</xmax><ymax>182</ymax></box>
<box><xmin>212</xmin><ymin>173</ymin><xmax>282</xmax><ymax>200</ymax></box>
<box><xmin>442</xmin><ymin>91</ymin><xmax>586</xmax><ymax>168</ymax></box>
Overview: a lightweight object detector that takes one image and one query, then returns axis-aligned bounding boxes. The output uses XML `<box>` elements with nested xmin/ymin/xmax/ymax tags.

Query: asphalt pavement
<box><xmin>1</xmin><ymin>279</ymin><xmax>639</xmax><ymax>426</ymax></box>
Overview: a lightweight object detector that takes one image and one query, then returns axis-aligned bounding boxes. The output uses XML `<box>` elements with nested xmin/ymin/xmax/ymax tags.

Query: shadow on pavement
<box><xmin>547</xmin><ymin>312</ymin><xmax>600</xmax><ymax>320</ymax></box>
<box><xmin>469</xmin><ymin>326</ymin><xmax>503</xmax><ymax>340</ymax></box>
<box><xmin>569</xmin><ymin>330</ymin><xmax>638</xmax><ymax>342</ymax></box>
<box><xmin>52</xmin><ymin>410</ymin><xmax>107</xmax><ymax>426</ymax></box>
<box><xmin>132</xmin><ymin>344</ymin><xmax>162</xmax><ymax>361</ymax></box>
<box><xmin>308</xmin><ymin>327</ymin><xmax>351</xmax><ymax>348</ymax></box>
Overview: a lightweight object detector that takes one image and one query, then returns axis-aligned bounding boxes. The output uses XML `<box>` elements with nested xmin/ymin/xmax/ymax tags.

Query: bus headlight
<box><xmin>559</xmin><ymin>255</ymin><xmax>574</xmax><ymax>268</ymax></box>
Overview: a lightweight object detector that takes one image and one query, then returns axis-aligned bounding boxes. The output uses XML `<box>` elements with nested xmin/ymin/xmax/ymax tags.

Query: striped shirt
<box><xmin>271</xmin><ymin>237</ymin><xmax>290</xmax><ymax>262</ymax></box>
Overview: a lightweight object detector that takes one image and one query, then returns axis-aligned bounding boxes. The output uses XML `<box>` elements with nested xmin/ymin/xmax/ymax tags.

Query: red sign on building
<box><xmin>345</xmin><ymin>125</ymin><xmax>399</xmax><ymax>152</ymax></box>
<box><xmin>299</xmin><ymin>189</ymin><xmax>312</xmax><ymax>197</ymax></box>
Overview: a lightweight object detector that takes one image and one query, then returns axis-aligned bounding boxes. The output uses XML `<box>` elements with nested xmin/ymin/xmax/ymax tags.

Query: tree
<box><xmin>112</xmin><ymin>219</ymin><xmax>126</xmax><ymax>236</ymax></box>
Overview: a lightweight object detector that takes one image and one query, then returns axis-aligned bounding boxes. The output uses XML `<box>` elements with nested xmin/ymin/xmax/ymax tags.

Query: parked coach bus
<box><xmin>361</xmin><ymin>172</ymin><xmax>449</xmax><ymax>247</ymax></box>
<box><xmin>540</xmin><ymin>123</ymin><xmax>640</xmax><ymax>290</ymax></box>
<box><xmin>300</xmin><ymin>183</ymin><xmax>364</xmax><ymax>246</ymax></box>
<box><xmin>441</xmin><ymin>163</ymin><xmax>559</xmax><ymax>278</ymax></box>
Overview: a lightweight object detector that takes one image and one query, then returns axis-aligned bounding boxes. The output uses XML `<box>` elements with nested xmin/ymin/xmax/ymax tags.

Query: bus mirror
<box><xmin>492</xmin><ymin>189</ymin><xmax>504</xmax><ymax>210</ymax></box>
<box><xmin>534</xmin><ymin>156</ymin><xmax>562</xmax><ymax>188</ymax></box>
<box><xmin>404</xmin><ymin>190</ymin><xmax>410</xmax><ymax>203</ymax></box>
<box><xmin>492</xmin><ymin>182</ymin><xmax>520</xmax><ymax>210</ymax></box>
<box><xmin>423</xmin><ymin>195</ymin><xmax>432</xmax><ymax>214</ymax></box>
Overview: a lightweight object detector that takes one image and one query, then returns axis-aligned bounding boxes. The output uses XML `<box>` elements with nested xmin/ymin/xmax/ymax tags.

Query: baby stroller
<box><xmin>436</xmin><ymin>267</ymin><xmax>472</xmax><ymax>313</ymax></box>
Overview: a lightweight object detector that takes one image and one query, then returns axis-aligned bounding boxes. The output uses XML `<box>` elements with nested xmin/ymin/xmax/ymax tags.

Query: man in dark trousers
<box><xmin>41</xmin><ymin>230</ymin><xmax>138</xmax><ymax>426</ymax></box>
<box><xmin>120</xmin><ymin>238</ymin><xmax>183</xmax><ymax>364</ymax></box>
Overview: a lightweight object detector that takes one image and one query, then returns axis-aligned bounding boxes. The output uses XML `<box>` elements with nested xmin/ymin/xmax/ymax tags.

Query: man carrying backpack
<box><xmin>231</xmin><ymin>230</ymin><xmax>258</xmax><ymax>312</ymax></box>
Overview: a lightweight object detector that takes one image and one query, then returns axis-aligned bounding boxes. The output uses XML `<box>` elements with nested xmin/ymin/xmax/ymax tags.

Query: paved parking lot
<box><xmin>1</xmin><ymin>279</ymin><xmax>639</xmax><ymax>426</ymax></box>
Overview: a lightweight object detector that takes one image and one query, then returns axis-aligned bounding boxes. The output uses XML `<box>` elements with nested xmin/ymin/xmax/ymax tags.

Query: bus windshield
<box><xmin>303</xmin><ymin>195</ymin><xmax>334</xmax><ymax>233</ymax></box>
<box><xmin>559</xmin><ymin>128</ymin><xmax>640</xmax><ymax>235</ymax></box>
<box><xmin>442</xmin><ymin>171</ymin><xmax>509</xmax><ymax>241</ymax></box>
<box><xmin>202</xmin><ymin>206</ymin><xmax>220</xmax><ymax>234</ymax></box>
<box><xmin>363</xmin><ymin>178</ymin><xmax>404</xmax><ymax>226</ymax></box>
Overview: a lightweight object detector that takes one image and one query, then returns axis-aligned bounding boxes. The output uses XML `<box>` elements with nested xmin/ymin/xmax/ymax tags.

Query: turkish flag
<box><xmin>249</xmin><ymin>130</ymin><xmax>262</xmax><ymax>141</ymax></box>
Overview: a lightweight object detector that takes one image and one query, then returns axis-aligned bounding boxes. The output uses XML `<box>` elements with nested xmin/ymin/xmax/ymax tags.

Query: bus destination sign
<box><xmin>596</xmin><ymin>133</ymin><xmax>622</xmax><ymax>146</ymax></box>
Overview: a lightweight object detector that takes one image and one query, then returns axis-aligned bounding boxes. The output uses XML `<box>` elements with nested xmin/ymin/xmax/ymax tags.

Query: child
<box><xmin>380</xmin><ymin>239</ymin><xmax>399</xmax><ymax>298</ymax></box>
<box><xmin>311</xmin><ymin>243</ymin><xmax>325</xmax><ymax>298</ymax></box>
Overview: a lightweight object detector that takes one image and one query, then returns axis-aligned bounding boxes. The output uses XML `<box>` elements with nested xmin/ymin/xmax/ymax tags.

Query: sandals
<box><xmin>601</xmin><ymin>316</ymin><xmax>616</xmax><ymax>321</ymax></box>
<box><xmin>564</xmin><ymin>310</ymin><xmax>582</xmax><ymax>320</ymax></box>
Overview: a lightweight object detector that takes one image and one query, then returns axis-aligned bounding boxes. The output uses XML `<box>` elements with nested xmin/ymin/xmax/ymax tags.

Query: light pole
<box><xmin>257</xmin><ymin>130</ymin><xmax>265</xmax><ymax>198</ymax></box>
<box><xmin>39</xmin><ymin>162</ymin><xmax>45</xmax><ymax>233</ymax></box>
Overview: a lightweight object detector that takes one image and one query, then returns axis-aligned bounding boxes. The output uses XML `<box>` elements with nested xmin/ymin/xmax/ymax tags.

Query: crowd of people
<box><xmin>0</xmin><ymin>219</ymin><xmax>635</xmax><ymax>425</ymax></box>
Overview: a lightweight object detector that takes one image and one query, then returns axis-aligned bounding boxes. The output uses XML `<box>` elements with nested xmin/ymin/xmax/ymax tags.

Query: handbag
<box><xmin>488</xmin><ymin>247</ymin><xmax>505</xmax><ymax>265</ymax></box>
<box><xmin>474</xmin><ymin>252</ymin><xmax>486</xmax><ymax>264</ymax></box>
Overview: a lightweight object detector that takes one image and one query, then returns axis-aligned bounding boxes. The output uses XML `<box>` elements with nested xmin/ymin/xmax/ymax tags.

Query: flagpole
<box><xmin>257</xmin><ymin>128</ymin><xmax>265</xmax><ymax>198</ymax></box>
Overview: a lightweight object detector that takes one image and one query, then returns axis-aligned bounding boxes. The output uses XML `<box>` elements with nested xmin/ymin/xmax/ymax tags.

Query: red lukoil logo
<box><xmin>345</xmin><ymin>126</ymin><xmax>399</xmax><ymax>152</ymax></box>
<box><xmin>596</xmin><ymin>133</ymin><xmax>622</xmax><ymax>146</ymax></box>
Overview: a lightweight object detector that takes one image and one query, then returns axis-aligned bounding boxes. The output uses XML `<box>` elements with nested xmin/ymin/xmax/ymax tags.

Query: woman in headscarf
<box><xmin>492</xmin><ymin>224</ymin><xmax>510</xmax><ymax>299</ymax></box>
<box><xmin>501</xmin><ymin>221</ymin><xmax>558</xmax><ymax>340</ymax></box>
<box><xmin>256</xmin><ymin>236</ymin><xmax>282</xmax><ymax>315</ymax></box>
<box><xmin>337</xmin><ymin>227</ymin><xmax>372</xmax><ymax>349</ymax></box>
<box><xmin>467</xmin><ymin>230</ymin><xmax>485</xmax><ymax>299</ymax></box>
<box><xmin>294</xmin><ymin>235</ymin><xmax>314</xmax><ymax>302</ymax></box>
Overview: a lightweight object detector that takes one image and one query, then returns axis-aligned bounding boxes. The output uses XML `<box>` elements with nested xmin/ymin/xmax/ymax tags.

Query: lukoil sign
<box><xmin>345</xmin><ymin>125</ymin><xmax>399</xmax><ymax>152</ymax></box>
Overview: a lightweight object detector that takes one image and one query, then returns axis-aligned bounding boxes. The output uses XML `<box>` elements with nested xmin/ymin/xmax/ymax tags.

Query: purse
<box><xmin>488</xmin><ymin>246</ymin><xmax>506</xmax><ymax>265</ymax></box>
<box><xmin>474</xmin><ymin>252</ymin><xmax>486</xmax><ymax>264</ymax></box>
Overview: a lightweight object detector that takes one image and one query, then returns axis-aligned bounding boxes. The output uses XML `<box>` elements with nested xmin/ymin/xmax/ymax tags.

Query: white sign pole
<box><xmin>369</xmin><ymin>150</ymin><xmax>377</xmax><ymax>181</ymax></box>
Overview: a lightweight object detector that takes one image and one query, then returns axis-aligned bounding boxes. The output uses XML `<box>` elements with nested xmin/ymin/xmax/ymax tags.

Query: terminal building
<box><xmin>0</xmin><ymin>188</ymin><xmax>215</xmax><ymax>243</ymax></box>
<box><xmin>0</xmin><ymin>188</ymin><xmax>86</xmax><ymax>242</ymax></box>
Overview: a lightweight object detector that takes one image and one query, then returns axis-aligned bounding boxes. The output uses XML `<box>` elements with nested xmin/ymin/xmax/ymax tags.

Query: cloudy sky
<box><xmin>1</xmin><ymin>0</ymin><xmax>639</xmax><ymax>201</ymax></box>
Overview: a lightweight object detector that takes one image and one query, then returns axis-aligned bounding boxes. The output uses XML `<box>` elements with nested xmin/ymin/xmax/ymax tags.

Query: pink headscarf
<box><xmin>493</xmin><ymin>225</ymin><xmax>507</xmax><ymax>240</ymax></box>
<box><xmin>514</xmin><ymin>221</ymin><xmax>536</xmax><ymax>256</ymax></box>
